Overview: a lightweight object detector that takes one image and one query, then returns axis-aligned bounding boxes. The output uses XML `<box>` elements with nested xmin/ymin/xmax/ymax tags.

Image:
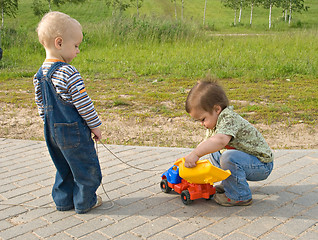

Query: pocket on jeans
<box><xmin>54</xmin><ymin>122</ymin><xmax>80</xmax><ymax>149</ymax></box>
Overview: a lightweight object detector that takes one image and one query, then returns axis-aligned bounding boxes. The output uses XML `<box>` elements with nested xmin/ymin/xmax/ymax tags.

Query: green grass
<box><xmin>0</xmin><ymin>0</ymin><xmax>317</xmax><ymax>145</ymax></box>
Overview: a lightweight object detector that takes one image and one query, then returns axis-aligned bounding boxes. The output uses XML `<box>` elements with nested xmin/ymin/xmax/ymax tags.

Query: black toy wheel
<box><xmin>160</xmin><ymin>179</ymin><xmax>172</xmax><ymax>193</ymax></box>
<box><xmin>181</xmin><ymin>190</ymin><xmax>193</xmax><ymax>205</ymax></box>
<box><xmin>206</xmin><ymin>194</ymin><xmax>214</xmax><ymax>200</ymax></box>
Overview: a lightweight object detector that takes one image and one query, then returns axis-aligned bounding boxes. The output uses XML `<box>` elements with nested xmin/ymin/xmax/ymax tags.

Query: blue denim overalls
<box><xmin>36</xmin><ymin>61</ymin><xmax>102</xmax><ymax>214</ymax></box>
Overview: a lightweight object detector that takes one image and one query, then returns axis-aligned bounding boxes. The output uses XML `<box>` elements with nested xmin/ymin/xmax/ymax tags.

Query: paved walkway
<box><xmin>0</xmin><ymin>138</ymin><xmax>317</xmax><ymax>240</ymax></box>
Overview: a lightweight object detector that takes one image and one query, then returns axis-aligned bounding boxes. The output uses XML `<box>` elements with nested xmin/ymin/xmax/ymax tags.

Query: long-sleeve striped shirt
<box><xmin>33</xmin><ymin>60</ymin><xmax>101</xmax><ymax>129</ymax></box>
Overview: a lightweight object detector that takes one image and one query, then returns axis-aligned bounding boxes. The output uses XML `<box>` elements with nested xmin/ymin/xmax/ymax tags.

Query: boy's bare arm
<box><xmin>184</xmin><ymin>134</ymin><xmax>232</xmax><ymax>168</ymax></box>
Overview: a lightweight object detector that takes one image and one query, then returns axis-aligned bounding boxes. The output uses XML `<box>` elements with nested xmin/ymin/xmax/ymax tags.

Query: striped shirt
<box><xmin>33</xmin><ymin>60</ymin><xmax>101</xmax><ymax>129</ymax></box>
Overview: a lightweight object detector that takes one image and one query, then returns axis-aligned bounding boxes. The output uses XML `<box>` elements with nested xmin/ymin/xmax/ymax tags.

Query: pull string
<box><xmin>95</xmin><ymin>141</ymin><xmax>115</xmax><ymax>210</ymax></box>
<box><xmin>98</xmin><ymin>140</ymin><xmax>165</xmax><ymax>172</ymax></box>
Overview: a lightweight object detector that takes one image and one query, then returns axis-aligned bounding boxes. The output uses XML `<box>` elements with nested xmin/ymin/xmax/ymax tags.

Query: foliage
<box><xmin>0</xmin><ymin>0</ymin><xmax>18</xmax><ymax>18</ymax></box>
<box><xmin>31</xmin><ymin>0</ymin><xmax>47</xmax><ymax>17</ymax></box>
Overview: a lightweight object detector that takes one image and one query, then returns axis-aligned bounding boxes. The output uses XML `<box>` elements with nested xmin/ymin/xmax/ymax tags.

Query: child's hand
<box><xmin>91</xmin><ymin>127</ymin><xmax>102</xmax><ymax>142</ymax></box>
<box><xmin>184</xmin><ymin>151</ymin><xmax>200</xmax><ymax>168</ymax></box>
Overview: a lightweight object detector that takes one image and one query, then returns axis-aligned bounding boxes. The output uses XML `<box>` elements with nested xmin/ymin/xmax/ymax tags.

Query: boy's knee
<box><xmin>220</xmin><ymin>150</ymin><xmax>236</xmax><ymax>169</ymax></box>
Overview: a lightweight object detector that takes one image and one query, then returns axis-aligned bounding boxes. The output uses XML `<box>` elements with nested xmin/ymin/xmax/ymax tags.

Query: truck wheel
<box><xmin>181</xmin><ymin>190</ymin><xmax>193</xmax><ymax>205</ymax></box>
<box><xmin>206</xmin><ymin>194</ymin><xmax>214</xmax><ymax>200</ymax></box>
<box><xmin>160</xmin><ymin>179</ymin><xmax>171</xmax><ymax>193</ymax></box>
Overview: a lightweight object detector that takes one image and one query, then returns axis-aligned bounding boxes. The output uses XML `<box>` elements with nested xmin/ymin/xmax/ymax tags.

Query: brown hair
<box><xmin>185</xmin><ymin>75</ymin><xmax>229</xmax><ymax>114</ymax></box>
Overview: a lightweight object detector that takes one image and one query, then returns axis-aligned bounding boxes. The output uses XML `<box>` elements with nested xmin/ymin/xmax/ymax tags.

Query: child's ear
<box><xmin>54</xmin><ymin>37</ymin><xmax>63</xmax><ymax>49</ymax></box>
<box><xmin>214</xmin><ymin>105</ymin><xmax>222</xmax><ymax>115</ymax></box>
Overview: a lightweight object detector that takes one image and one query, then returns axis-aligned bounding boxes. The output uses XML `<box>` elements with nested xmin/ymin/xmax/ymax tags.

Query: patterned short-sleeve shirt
<box><xmin>207</xmin><ymin>106</ymin><xmax>273</xmax><ymax>163</ymax></box>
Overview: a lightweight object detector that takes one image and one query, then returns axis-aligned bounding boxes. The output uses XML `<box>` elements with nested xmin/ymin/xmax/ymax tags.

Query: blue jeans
<box><xmin>211</xmin><ymin>150</ymin><xmax>273</xmax><ymax>201</ymax></box>
<box><xmin>36</xmin><ymin>62</ymin><xmax>102</xmax><ymax>214</ymax></box>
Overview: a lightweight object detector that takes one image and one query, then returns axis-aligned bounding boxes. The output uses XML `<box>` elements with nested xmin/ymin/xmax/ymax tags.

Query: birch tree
<box><xmin>171</xmin><ymin>0</ymin><xmax>177</xmax><ymax>20</ymax></box>
<box><xmin>130</xmin><ymin>0</ymin><xmax>143</xmax><ymax>17</ymax></box>
<box><xmin>181</xmin><ymin>0</ymin><xmax>184</xmax><ymax>21</ymax></box>
<box><xmin>238</xmin><ymin>0</ymin><xmax>244</xmax><ymax>23</ymax></box>
<box><xmin>203</xmin><ymin>0</ymin><xmax>207</xmax><ymax>25</ymax></box>
<box><xmin>281</xmin><ymin>0</ymin><xmax>308</xmax><ymax>25</ymax></box>
<box><xmin>281</xmin><ymin>0</ymin><xmax>290</xmax><ymax>22</ymax></box>
<box><xmin>0</xmin><ymin>0</ymin><xmax>18</xmax><ymax>28</ymax></box>
<box><xmin>262</xmin><ymin>0</ymin><xmax>276</xmax><ymax>29</ymax></box>
<box><xmin>247</xmin><ymin>0</ymin><xmax>261</xmax><ymax>25</ymax></box>
<box><xmin>221</xmin><ymin>0</ymin><xmax>240</xmax><ymax>26</ymax></box>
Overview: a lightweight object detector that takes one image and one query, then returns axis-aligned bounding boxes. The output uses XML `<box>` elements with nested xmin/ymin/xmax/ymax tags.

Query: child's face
<box><xmin>59</xmin><ymin>26</ymin><xmax>83</xmax><ymax>63</ymax></box>
<box><xmin>190</xmin><ymin>106</ymin><xmax>221</xmax><ymax>130</ymax></box>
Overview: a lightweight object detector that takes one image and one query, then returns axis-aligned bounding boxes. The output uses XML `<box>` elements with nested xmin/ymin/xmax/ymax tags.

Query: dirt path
<box><xmin>1</xmin><ymin>105</ymin><xmax>317</xmax><ymax>149</ymax></box>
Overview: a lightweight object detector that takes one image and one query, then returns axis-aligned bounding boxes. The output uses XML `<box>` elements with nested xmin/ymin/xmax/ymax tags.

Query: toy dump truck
<box><xmin>160</xmin><ymin>158</ymin><xmax>231</xmax><ymax>205</ymax></box>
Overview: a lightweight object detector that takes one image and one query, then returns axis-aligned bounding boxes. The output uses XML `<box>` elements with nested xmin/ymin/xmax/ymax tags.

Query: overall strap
<box><xmin>47</xmin><ymin>61</ymin><xmax>68</xmax><ymax>80</ymax></box>
<box><xmin>35</xmin><ymin>67</ymin><xmax>43</xmax><ymax>80</ymax></box>
<box><xmin>35</xmin><ymin>61</ymin><xmax>68</xmax><ymax>81</ymax></box>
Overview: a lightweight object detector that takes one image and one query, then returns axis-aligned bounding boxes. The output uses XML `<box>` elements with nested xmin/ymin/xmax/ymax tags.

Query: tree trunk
<box><xmin>234</xmin><ymin>9</ymin><xmax>237</xmax><ymax>26</ymax></box>
<box><xmin>174</xmin><ymin>0</ymin><xmax>177</xmax><ymax>20</ymax></box>
<box><xmin>181</xmin><ymin>0</ymin><xmax>184</xmax><ymax>21</ymax></box>
<box><xmin>285</xmin><ymin>9</ymin><xmax>287</xmax><ymax>22</ymax></box>
<box><xmin>269</xmin><ymin>3</ymin><xmax>272</xmax><ymax>29</ymax></box>
<box><xmin>239</xmin><ymin>1</ymin><xmax>242</xmax><ymax>23</ymax></box>
<box><xmin>289</xmin><ymin>0</ymin><xmax>292</xmax><ymax>25</ymax></box>
<box><xmin>137</xmin><ymin>0</ymin><xmax>139</xmax><ymax>17</ymax></box>
<box><xmin>250</xmin><ymin>3</ymin><xmax>253</xmax><ymax>25</ymax></box>
<box><xmin>1</xmin><ymin>7</ymin><xmax>4</xmax><ymax>29</ymax></box>
<box><xmin>203</xmin><ymin>0</ymin><xmax>207</xmax><ymax>25</ymax></box>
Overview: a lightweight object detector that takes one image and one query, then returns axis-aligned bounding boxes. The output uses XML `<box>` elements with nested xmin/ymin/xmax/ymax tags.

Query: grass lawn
<box><xmin>0</xmin><ymin>0</ymin><xmax>317</xmax><ymax>148</ymax></box>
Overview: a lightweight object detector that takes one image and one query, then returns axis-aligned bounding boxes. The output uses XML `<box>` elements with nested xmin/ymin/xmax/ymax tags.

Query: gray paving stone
<box><xmin>10</xmin><ymin>232</ymin><xmax>41</xmax><ymax>240</ymax></box>
<box><xmin>222</xmin><ymin>231</ymin><xmax>255</xmax><ymax>240</ymax></box>
<box><xmin>98</xmin><ymin>216</ymin><xmax>147</xmax><ymax>238</ymax></box>
<box><xmin>296</xmin><ymin>230</ymin><xmax>318</xmax><ymax>240</ymax></box>
<box><xmin>113</xmin><ymin>232</ymin><xmax>143</xmax><ymax>240</ymax></box>
<box><xmin>184</xmin><ymin>230</ymin><xmax>218</xmax><ymax>240</ymax></box>
<box><xmin>166</xmin><ymin>216</ymin><xmax>212</xmax><ymax>238</ymax></box>
<box><xmin>0</xmin><ymin>218</ymin><xmax>48</xmax><ymax>239</ymax></box>
<box><xmin>239</xmin><ymin>216</ymin><xmax>283</xmax><ymax>238</ymax></box>
<box><xmin>33</xmin><ymin>216</ymin><xmax>83</xmax><ymax>238</ymax></box>
<box><xmin>46</xmin><ymin>232</ymin><xmax>75</xmax><ymax>240</ymax></box>
<box><xmin>65</xmin><ymin>217</ymin><xmax>114</xmax><ymax>238</ymax></box>
<box><xmin>205</xmin><ymin>216</ymin><xmax>250</xmax><ymax>237</ymax></box>
<box><xmin>258</xmin><ymin>230</ymin><xmax>293</xmax><ymax>240</ymax></box>
<box><xmin>9</xmin><ymin>207</ymin><xmax>55</xmax><ymax>224</ymax></box>
<box><xmin>0</xmin><ymin>205</ymin><xmax>28</xmax><ymax>221</ymax></box>
<box><xmin>147</xmin><ymin>231</ymin><xmax>180</xmax><ymax>240</ymax></box>
<box><xmin>78</xmin><ymin>231</ymin><xmax>111</xmax><ymax>240</ymax></box>
<box><xmin>275</xmin><ymin>218</ymin><xmax>317</xmax><ymax>237</ymax></box>
<box><xmin>0</xmin><ymin>219</ymin><xmax>13</xmax><ymax>231</ymax></box>
<box><xmin>292</xmin><ymin>190</ymin><xmax>318</xmax><ymax>206</ymax></box>
<box><xmin>1</xmin><ymin>139</ymin><xmax>317</xmax><ymax>239</ymax></box>
<box><xmin>131</xmin><ymin>216</ymin><xmax>180</xmax><ymax>238</ymax></box>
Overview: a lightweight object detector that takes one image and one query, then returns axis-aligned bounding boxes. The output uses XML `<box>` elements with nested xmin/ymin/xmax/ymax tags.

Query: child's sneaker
<box><xmin>215</xmin><ymin>184</ymin><xmax>225</xmax><ymax>193</ymax></box>
<box><xmin>76</xmin><ymin>195</ymin><xmax>103</xmax><ymax>214</ymax></box>
<box><xmin>214</xmin><ymin>193</ymin><xmax>252</xmax><ymax>207</ymax></box>
<box><xmin>92</xmin><ymin>195</ymin><xmax>103</xmax><ymax>209</ymax></box>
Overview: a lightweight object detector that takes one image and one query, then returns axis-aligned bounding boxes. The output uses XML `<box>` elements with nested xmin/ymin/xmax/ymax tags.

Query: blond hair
<box><xmin>185</xmin><ymin>75</ymin><xmax>229</xmax><ymax>114</ymax></box>
<box><xmin>37</xmin><ymin>11</ymin><xmax>82</xmax><ymax>47</ymax></box>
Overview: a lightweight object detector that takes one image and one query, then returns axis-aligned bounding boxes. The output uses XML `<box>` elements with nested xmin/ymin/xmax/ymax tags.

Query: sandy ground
<box><xmin>1</xmin><ymin>104</ymin><xmax>317</xmax><ymax>149</ymax></box>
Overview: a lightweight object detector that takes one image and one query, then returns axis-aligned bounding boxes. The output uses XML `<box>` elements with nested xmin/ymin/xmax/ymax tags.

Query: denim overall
<box><xmin>36</xmin><ymin>61</ymin><xmax>102</xmax><ymax>214</ymax></box>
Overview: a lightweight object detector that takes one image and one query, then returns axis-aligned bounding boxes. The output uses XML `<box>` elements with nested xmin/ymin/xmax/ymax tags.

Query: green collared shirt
<box><xmin>206</xmin><ymin>106</ymin><xmax>273</xmax><ymax>163</ymax></box>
